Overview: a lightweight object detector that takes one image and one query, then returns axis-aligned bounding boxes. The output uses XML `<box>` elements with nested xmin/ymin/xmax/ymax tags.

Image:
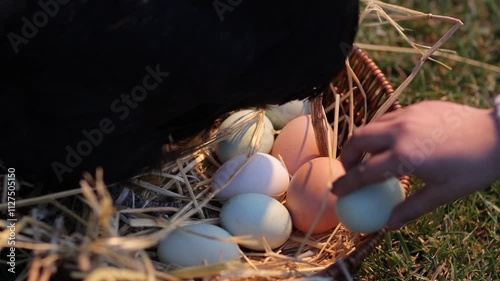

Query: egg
<box><xmin>211</xmin><ymin>152</ymin><xmax>289</xmax><ymax>200</ymax></box>
<box><xmin>335</xmin><ymin>177</ymin><xmax>405</xmax><ymax>233</ymax></box>
<box><xmin>286</xmin><ymin>157</ymin><xmax>344</xmax><ymax>234</ymax></box>
<box><xmin>265</xmin><ymin>99</ymin><xmax>310</xmax><ymax>129</ymax></box>
<box><xmin>157</xmin><ymin>224</ymin><xmax>240</xmax><ymax>267</ymax></box>
<box><xmin>271</xmin><ymin>115</ymin><xmax>333</xmax><ymax>175</ymax></box>
<box><xmin>220</xmin><ymin>193</ymin><xmax>292</xmax><ymax>251</ymax></box>
<box><xmin>216</xmin><ymin>109</ymin><xmax>275</xmax><ymax>163</ymax></box>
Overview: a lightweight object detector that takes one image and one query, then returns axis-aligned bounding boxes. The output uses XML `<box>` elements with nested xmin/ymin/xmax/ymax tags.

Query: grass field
<box><xmin>353</xmin><ymin>0</ymin><xmax>499</xmax><ymax>280</ymax></box>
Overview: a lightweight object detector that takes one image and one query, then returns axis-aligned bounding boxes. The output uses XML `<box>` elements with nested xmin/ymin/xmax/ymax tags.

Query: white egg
<box><xmin>265</xmin><ymin>99</ymin><xmax>310</xmax><ymax>129</ymax></box>
<box><xmin>157</xmin><ymin>224</ymin><xmax>240</xmax><ymax>267</ymax></box>
<box><xmin>215</xmin><ymin>109</ymin><xmax>274</xmax><ymax>163</ymax></box>
<box><xmin>335</xmin><ymin>177</ymin><xmax>405</xmax><ymax>233</ymax></box>
<box><xmin>220</xmin><ymin>193</ymin><xmax>292</xmax><ymax>251</ymax></box>
<box><xmin>211</xmin><ymin>152</ymin><xmax>289</xmax><ymax>200</ymax></box>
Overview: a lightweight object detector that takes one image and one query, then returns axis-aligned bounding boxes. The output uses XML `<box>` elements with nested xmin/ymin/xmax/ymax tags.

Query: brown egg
<box><xmin>271</xmin><ymin>115</ymin><xmax>333</xmax><ymax>175</ymax></box>
<box><xmin>285</xmin><ymin>157</ymin><xmax>345</xmax><ymax>234</ymax></box>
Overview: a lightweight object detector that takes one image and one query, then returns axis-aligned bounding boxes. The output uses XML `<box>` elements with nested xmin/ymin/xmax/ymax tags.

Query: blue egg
<box><xmin>335</xmin><ymin>177</ymin><xmax>405</xmax><ymax>233</ymax></box>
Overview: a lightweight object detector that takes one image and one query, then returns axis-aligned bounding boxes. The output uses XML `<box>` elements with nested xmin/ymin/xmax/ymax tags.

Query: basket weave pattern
<box><xmin>315</xmin><ymin>45</ymin><xmax>410</xmax><ymax>279</ymax></box>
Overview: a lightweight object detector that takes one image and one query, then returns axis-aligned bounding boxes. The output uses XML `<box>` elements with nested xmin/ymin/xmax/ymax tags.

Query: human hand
<box><xmin>332</xmin><ymin>100</ymin><xmax>500</xmax><ymax>229</ymax></box>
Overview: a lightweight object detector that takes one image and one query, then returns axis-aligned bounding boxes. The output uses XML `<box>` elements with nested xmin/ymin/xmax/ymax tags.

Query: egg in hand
<box><xmin>335</xmin><ymin>177</ymin><xmax>405</xmax><ymax>233</ymax></box>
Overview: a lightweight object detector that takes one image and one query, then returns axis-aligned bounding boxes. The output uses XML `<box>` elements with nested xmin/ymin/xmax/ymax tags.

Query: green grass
<box><xmin>353</xmin><ymin>0</ymin><xmax>499</xmax><ymax>280</ymax></box>
<box><xmin>359</xmin><ymin>181</ymin><xmax>499</xmax><ymax>280</ymax></box>
<box><xmin>357</xmin><ymin>0</ymin><xmax>499</xmax><ymax>106</ymax></box>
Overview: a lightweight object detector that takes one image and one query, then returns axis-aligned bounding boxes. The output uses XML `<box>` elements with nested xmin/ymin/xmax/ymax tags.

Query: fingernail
<box><xmin>331</xmin><ymin>176</ymin><xmax>344</xmax><ymax>195</ymax></box>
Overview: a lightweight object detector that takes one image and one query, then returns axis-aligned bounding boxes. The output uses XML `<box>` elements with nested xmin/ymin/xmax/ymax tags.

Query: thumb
<box><xmin>387</xmin><ymin>183</ymin><xmax>450</xmax><ymax>230</ymax></box>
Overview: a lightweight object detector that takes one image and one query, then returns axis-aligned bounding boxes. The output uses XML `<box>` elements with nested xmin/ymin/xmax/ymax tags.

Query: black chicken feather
<box><xmin>0</xmin><ymin>0</ymin><xmax>359</xmax><ymax>190</ymax></box>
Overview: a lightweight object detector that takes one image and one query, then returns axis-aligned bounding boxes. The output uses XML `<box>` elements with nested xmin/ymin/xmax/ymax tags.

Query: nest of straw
<box><xmin>1</xmin><ymin>2</ymin><xmax>466</xmax><ymax>280</ymax></box>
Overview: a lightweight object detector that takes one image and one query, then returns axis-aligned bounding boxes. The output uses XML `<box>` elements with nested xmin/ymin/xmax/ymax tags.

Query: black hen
<box><xmin>0</xmin><ymin>0</ymin><xmax>359</xmax><ymax>190</ymax></box>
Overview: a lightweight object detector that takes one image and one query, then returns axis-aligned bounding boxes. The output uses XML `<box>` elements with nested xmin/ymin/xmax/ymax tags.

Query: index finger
<box><xmin>340</xmin><ymin>122</ymin><xmax>395</xmax><ymax>170</ymax></box>
<box><xmin>332</xmin><ymin>151</ymin><xmax>400</xmax><ymax>197</ymax></box>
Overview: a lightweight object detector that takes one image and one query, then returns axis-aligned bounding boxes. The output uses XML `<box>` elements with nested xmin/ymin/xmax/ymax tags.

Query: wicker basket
<box><xmin>1</xmin><ymin>44</ymin><xmax>411</xmax><ymax>281</ymax></box>
<box><xmin>324</xmin><ymin>45</ymin><xmax>402</xmax><ymax>132</ymax></box>
<box><xmin>112</xmin><ymin>44</ymin><xmax>410</xmax><ymax>280</ymax></box>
